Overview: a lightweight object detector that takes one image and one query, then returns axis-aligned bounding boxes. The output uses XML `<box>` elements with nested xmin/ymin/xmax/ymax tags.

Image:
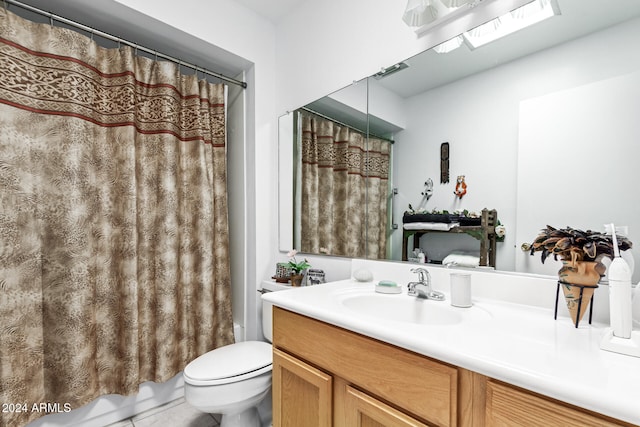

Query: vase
<box><xmin>290</xmin><ymin>274</ymin><xmax>304</xmax><ymax>287</ymax></box>
<box><xmin>558</xmin><ymin>260</ymin><xmax>604</xmax><ymax>286</ymax></box>
<box><xmin>558</xmin><ymin>261</ymin><xmax>603</xmax><ymax>325</ymax></box>
<box><xmin>559</xmin><ymin>283</ymin><xmax>597</xmax><ymax>325</ymax></box>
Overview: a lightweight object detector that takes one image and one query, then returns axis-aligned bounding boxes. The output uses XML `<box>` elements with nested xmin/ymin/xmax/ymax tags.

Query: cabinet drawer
<box><xmin>274</xmin><ymin>307</ymin><xmax>458</xmax><ymax>427</ymax></box>
<box><xmin>344</xmin><ymin>384</ymin><xmax>430</xmax><ymax>427</ymax></box>
<box><xmin>486</xmin><ymin>380</ymin><xmax>632</xmax><ymax>427</ymax></box>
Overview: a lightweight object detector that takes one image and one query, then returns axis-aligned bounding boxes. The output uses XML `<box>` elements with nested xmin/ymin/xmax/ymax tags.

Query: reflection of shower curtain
<box><xmin>0</xmin><ymin>9</ymin><xmax>234</xmax><ymax>426</ymax></box>
<box><xmin>366</xmin><ymin>138</ymin><xmax>392</xmax><ymax>259</ymax></box>
<box><xmin>299</xmin><ymin>111</ymin><xmax>390</xmax><ymax>259</ymax></box>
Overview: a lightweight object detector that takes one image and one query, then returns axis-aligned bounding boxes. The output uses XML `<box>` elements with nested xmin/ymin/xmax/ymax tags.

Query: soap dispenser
<box><xmin>600</xmin><ymin>224</ymin><xmax>640</xmax><ymax>357</ymax></box>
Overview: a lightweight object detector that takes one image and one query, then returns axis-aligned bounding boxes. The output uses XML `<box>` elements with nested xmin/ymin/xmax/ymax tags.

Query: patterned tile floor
<box><xmin>107</xmin><ymin>398</ymin><xmax>221</xmax><ymax>427</ymax></box>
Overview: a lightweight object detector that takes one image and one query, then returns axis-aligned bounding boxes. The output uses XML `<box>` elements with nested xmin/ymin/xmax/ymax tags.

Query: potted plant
<box><xmin>529</xmin><ymin>225</ymin><xmax>633</xmax><ymax>324</ymax></box>
<box><xmin>287</xmin><ymin>250</ymin><xmax>311</xmax><ymax>287</ymax></box>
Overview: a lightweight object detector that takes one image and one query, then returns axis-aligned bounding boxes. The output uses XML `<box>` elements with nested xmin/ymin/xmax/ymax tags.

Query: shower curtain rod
<box><xmin>3</xmin><ymin>0</ymin><xmax>247</xmax><ymax>89</ymax></box>
<box><xmin>300</xmin><ymin>107</ymin><xmax>394</xmax><ymax>144</ymax></box>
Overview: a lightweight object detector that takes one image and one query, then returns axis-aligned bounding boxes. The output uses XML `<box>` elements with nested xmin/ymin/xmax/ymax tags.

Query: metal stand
<box><xmin>555</xmin><ymin>281</ymin><xmax>596</xmax><ymax>328</ymax></box>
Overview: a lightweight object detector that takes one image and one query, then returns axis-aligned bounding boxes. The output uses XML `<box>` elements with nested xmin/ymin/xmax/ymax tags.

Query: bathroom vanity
<box><xmin>263</xmin><ymin>275</ymin><xmax>640</xmax><ymax>427</ymax></box>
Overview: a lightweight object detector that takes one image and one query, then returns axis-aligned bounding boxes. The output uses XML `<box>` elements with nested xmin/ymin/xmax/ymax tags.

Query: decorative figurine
<box><xmin>421</xmin><ymin>178</ymin><xmax>433</xmax><ymax>199</ymax></box>
<box><xmin>454</xmin><ymin>175</ymin><xmax>467</xmax><ymax>199</ymax></box>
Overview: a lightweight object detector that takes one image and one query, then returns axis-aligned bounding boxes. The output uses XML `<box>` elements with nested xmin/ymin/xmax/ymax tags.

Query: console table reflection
<box><xmin>402</xmin><ymin>209</ymin><xmax>498</xmax><ymax>267</ymax></box>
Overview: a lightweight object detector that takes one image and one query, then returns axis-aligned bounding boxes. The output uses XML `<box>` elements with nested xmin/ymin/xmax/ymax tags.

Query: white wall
<box><xmin>517</xmin><ymin>70</ymin><xmax>640</xmax><ymax>281</ymax></box>
<box><xmin>368</xmin><ymin>79</ymin><xmax>408</xmax><ymax>132</ymax></box>
<box><xmin>227</xmin><ymin>76</ymin><xmax>247</xmax><ymax>331</ymax></box>
<box><xmin>274</xmin><ymin>0</ymin><xmax>533</xmax><ymax>114</ymax></box>
<box><xmin>391</xmin><ymin>17</ymin><xmax>640</xmax><ymax>274</ymax></box>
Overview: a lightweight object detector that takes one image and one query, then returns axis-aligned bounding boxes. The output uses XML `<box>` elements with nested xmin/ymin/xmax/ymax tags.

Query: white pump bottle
<box><xmin>600</xmin><ymin>224</ymin><xmax>640</xmax><ymax>357</ymax></box>
<box><xmin>607</xmin><ymin>228</ymin><xmax>632</xmax><ymax>338</ymax></box>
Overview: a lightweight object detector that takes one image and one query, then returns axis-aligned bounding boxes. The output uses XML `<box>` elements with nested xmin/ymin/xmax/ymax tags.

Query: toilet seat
<box><xmin>183</xmin><ymin>341</ymin><xmax>272</xmax><ymax>386</ymax></box>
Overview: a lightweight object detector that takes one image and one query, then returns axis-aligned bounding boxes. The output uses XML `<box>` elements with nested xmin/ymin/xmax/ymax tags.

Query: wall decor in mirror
<box><xmin>279</xmin><ymin>0</ymin><xmax>640</xmax><ymax>283</ymax></box>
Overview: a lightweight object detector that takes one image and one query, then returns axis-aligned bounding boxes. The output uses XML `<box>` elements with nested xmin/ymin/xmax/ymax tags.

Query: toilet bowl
<box><xmin>183</xmin><ymin>281</ymin><xmax>289</xmax><ymax>427</ymax></box>
<box><xmin>184</xmin><ymin>341</ymin><xmax>272</xmax><ymax>427</ymax></box>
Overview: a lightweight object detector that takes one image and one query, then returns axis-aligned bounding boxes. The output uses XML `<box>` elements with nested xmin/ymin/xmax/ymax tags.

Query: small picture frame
<box><xmin>273</xmin><ymin>262</ymin><xmax>295</xmax><ymax>283</ymax></box>
<box><xmin>306</xmin><ymin>269</ymin><xmax>326</xmax><ymax>286</ymax></box>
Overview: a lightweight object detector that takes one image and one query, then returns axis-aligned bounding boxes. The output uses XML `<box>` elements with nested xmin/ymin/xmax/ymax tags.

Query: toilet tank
<box><xmin>260</xmin><ymin>281</ymin><xmax>292</xmax><ymax>343</ymax></box>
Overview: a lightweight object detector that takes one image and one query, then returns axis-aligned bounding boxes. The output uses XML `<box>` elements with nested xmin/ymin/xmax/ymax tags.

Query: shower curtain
<box><xmin>299</xmin><ymin>111</ymin><xmax>390</xmax><ymax>259</ymax></box>
<box><xmin>0</xmin><ymin>8</ymin><xmax>234</xmax><ymax>427</ymax></box>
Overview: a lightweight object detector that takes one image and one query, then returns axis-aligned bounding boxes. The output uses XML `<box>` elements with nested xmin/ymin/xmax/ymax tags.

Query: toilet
<box><xmin>183</xmin><ymin>281</ymin><xmax>288</xmax><ymax>427</ymax></box>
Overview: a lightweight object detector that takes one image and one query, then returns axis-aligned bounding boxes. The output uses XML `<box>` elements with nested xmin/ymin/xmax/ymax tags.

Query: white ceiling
<box><xmin>231</xmin><ymin>0</ymin><xmax>307</xmax><ymax>23</ymax></box>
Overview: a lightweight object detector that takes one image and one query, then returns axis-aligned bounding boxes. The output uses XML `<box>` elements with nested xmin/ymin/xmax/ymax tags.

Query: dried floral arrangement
<box><xmin>529</xmin><ymin>225</ymin><xmax>633</xmax><ymax>265</ymax></box>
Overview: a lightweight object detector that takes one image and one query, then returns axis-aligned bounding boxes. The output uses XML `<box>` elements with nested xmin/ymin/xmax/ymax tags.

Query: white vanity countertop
<box><xmin>262</xmin><ymin>279</ymin><xmax>640</xmax><ymax>425</ymax></box>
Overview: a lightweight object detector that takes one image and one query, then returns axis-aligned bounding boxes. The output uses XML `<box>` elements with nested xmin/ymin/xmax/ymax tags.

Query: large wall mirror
<box><xmin>279</xmin><ymin>0</ymin><xmax>640</xmax><ymax>282</ymax></box>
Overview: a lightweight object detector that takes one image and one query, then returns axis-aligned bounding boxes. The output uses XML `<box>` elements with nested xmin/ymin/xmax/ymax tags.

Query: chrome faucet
<box><xmin>408</xmin><ymin>267</ymin><xmax>445</xmax><ymax>301</ymax></box>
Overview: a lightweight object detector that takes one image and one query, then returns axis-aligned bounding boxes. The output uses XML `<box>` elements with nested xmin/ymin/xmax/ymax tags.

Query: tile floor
<box><xmin>107</xmin><ymin>398</ymin><xmax>221</xmax><ymax>427</ymax></box>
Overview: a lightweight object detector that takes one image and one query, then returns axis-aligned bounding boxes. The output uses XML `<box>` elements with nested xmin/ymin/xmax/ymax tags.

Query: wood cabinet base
<box><xmin>272</xmin><ymin>307</ymin><xmax>635</xmax><ymax>427</ymax></box>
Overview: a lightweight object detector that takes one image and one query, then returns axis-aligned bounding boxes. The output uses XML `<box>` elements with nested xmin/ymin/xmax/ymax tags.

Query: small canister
<box><xmin>450</xmin><ymin>273</ymin><xmax>472</xmax><ymax>307</ymax></box>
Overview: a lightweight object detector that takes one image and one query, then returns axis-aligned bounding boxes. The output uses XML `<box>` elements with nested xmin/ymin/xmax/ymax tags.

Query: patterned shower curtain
<box><xmin>299</xmin><ymin>111</ymin><xmax>390</xmax><ymax>259</ymax></box>
<box><xmin>0</xmin><ymin>9</ymin><xmax>234</xmax><ymax>427</ymax></box>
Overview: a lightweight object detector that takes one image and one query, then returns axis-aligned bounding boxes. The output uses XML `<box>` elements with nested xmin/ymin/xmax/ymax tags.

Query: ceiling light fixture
<box><xmin>463</xmin><ymin>0</ymin><xmax>559</xmax><ymax>49</ymax></box>
<box><xmin>402</xmin><ymin>0</ymin><xmax>439</xmax><ymax>27</ymax></box>
<box><xmin>433</xmin><ymin>35</ymin><xmax>464</xmax><ymax>53</ymax></box>
<box><xmin>439</xmin><ymin>0</ymin><xmax>474</xmax><ymax>8</ymax></box>
<box><xmin>404</xmin><ymin>0</ymin><xmax>486</xmax><ymax>36</ymax></box>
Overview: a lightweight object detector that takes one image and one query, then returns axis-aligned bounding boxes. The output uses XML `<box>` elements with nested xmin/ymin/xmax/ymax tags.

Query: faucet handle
<box><xmin>408</xmin><ymin>267</ymin><xmax>443</xmax><ymax>300</ymax></box>
<box><xmin>410</xmin><ymin>267</ymin><xmax>430</xmax><ymax>283</ymax></box>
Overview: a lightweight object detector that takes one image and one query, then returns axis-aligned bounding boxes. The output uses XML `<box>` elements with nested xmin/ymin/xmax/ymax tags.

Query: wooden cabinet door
<box><xmin>274</xmin><ymin>307</ymin><xmax>458</xmax><ymax>426</ymax></box>
<box><xmin>344</xmin><ymin>385</ymin><xmax>429</xmax><ymax>427</ymax></box>
<box><xmin>272</xmin><ymin>348</ymin><xmax>332</xmax><ymax>427</ymax></box>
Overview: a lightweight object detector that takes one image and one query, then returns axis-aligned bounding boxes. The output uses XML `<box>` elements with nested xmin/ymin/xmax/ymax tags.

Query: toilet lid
<box><xmin>184</xmin><ymin>341</ymin><xmax>272</xmax><ymax>385</ymax></box>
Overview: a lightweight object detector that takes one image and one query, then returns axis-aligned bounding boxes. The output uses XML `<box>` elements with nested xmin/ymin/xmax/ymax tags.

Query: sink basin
<box><xmin>338</xmin><ymin>292</ymin><xmax>491</xmax><ymax>326</ymax></box>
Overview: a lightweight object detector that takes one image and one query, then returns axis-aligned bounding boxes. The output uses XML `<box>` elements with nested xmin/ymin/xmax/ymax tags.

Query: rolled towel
<box><xmin>403</xmin><ymin>222</ymin><xmax>460</xmax><ymax>231</ymax></box>
<box><xmin>442</xmin><ymin>250</ymin><xmax>480</xmax><ymax>268</ymax></box>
